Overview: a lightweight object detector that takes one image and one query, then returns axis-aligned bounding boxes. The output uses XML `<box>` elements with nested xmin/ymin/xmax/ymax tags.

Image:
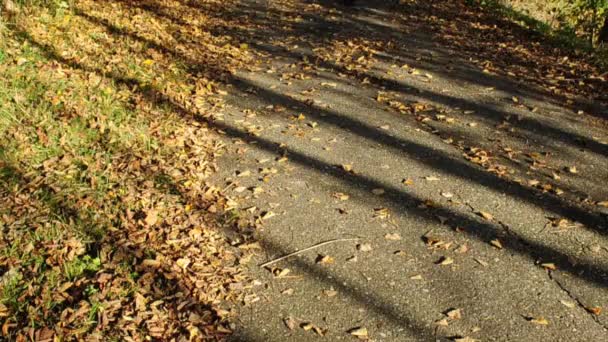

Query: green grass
<box><xmin>467</xmin><ymin>0</ymin><xmax>594</xmax><ymax>52</ymax></box>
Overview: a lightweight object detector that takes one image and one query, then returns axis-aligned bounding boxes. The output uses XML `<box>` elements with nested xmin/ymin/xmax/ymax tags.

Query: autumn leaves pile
<box><xmin>0</xmin><ymin>0</ymin><xmax>255</xmax><ymax>340</ymax></box>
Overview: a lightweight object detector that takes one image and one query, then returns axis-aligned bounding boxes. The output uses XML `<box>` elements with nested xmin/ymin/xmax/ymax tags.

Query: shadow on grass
<box><xmin>5</xmin><ymin>0</ymin><xmax>608</xmax><ymax>338</ymax></box>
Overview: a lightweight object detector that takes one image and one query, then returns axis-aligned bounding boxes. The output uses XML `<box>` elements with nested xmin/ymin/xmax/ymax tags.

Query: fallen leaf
<box><xmin>284</xmin><ymin>317</ymin><xmax>297</xmax><ymax>330</ymax></box>
<box><xmin>323</xmin><ymin>288</ymin><xmax>338</xmax><ymax>297</ymax></box>
<box><xmin>176</xmin><ymin>258</ymin><xmax>191</xmax><ymax>269</ymax></box>
<box><xmin>384</xmin><ymin>233</ymin><xmax>401</xmax><ymax>241</ymax></box>
<box><xmin>478</xmin><ymin>211</ymin><xmax>493</xmax><ymax>220</ymax></box>
<box><xmin>316</xmin><ymin>255</ymin><xmax>335</xmax><ymax>265</ymax></box>
<box><xmin>490</xmin><ymin>239</ymin><xmax>503</xmax><ymax>249</ymax></box>
<box><xmin>586</xmin><ymin>306</ymin><xmax>602</xmax><ymax>315</ymax></box>
<box><xmin>446</xmin><ymin>308</ymin><xmax>462</xmax><ymax>320</ymax></box>
<box><xmin>528</xmin><ymin>317</ymin><xmax>549</xmax><ymax>325</ymax></box>
<box><xmin>357</xmin><ymin>243</ymin><xmax>373</xmax><ymax>252</ymax></box>
<box><xmin>455</xmin><ymin>244</ymin><xmax>469</xmax><ymax>253</ymax></box>
<box><xmin>348</xmin><ymin>326</ymin><xmax>368</xmax><ymax>338</ymax></box>
<box><xmin>435</xmin><ymin>318</ymin><xmax>449</xmax><ymax>326</ymax></box>
<box><xmin>332</xmin><ymin>192</ymin><xmax>350</xmax><ymax>201</ymax></box>
<box><xmin>474</xmin><ymin>258</ymin><xmax>488</xmax><ymax>267</ymax></box>
<box><xmin>440</xmin><ymin>191</ymin><xmax>454</xmax><ymax>198</ymax></box>
<box><xmin>541</xmin><ymin>263</ymin><xmax>557</xmax><ymax>271</ymax></box>
<box><xmin>261</xmin><ymin>211</ymin><xmax>276</xmax><ymax>220</ymax></box>
<box><xmin>410</xmin><ymin>274</ymin><xmax>423</xmax><ymax>280</ymax></box>
<box><xmin>436</xmin><ymin>256</ymin><xmax>454</xmax><ymax>266</ymax></box>
<box><xmin>425</xmin><ymin>176</ymin><xmax>440</xmax><ymax>181</ymax></box>
<box><xmin>454</xmin><ymin>337</ymin><xmax>478</xmax><ymax>342</ymax></box>
<box><xmin>560</xmin><ymin>300</ymin><xmax>576</xmax><ymax>308</ymax></box>
<box><xmin>145</xmin><ymin>209</ymin><xmax>159</xmax><ymax>226</ymax></box>
<box><xmin>402</xmin><ymin>178</ymin><xmax>414</xmax><ymax>185</ymax></box>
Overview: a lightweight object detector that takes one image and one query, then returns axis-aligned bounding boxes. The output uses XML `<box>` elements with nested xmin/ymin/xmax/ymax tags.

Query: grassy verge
<box><xmin>466</xmin><ymin>0</ymin><xmax>593</xmax><ymax>52</ymax></box>
<box><xmin>0</xmin><ymin>0</ymin><xmax>254</xmax><ymax>339</ymax></box>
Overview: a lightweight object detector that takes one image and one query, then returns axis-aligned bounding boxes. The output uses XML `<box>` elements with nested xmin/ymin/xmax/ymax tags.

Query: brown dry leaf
<box><xmin>566</xmin><ymin>166</ymin><xmax>578</xmax><ymax>174</ymax></box>
<box><xmin>402</xmin><ymin>178</ymin><xmax>414</xmax><ymax>186</ymax></box>
<box><xmin>284</xmin><ymin>317</ymin><xmax>297</xmax><ymax>330</ymax></box>
<box><xmin>425</xmin><ymin>176</ymin><xmax>441</xmax><ymax>181</ymax></box>
<box><xmin>597</xmin><ymin>201</ymin><xmax>608</xmax><ymax>207</ymax></box>
<box><xmin>586</xmin><ymin>306</ymin><xmax>602</xmax><ymax>315</ymax></box>
<box><xmin>410</xmin><ymin>274</ymin><xmax>423</xmax><ymax>280</ymax></box>
<box><xmin>145</xmin><ymin>209</ymin><xmax>159</xmax><ymax>226</ymax></box>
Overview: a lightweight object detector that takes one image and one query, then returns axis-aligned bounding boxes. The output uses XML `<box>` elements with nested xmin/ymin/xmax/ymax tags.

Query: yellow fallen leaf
<box><xmin>478</xmin><ymin>211</ymin><xmax>493</xmax><ymax>220</ymax></box>
<box><xmin>490</xmin><ymin>239</ymin><xmax>503</xmax><ymax>249</ymax></box>
<box><xmin>437</xmin><ymin>256</ymin><xmax>454</xmax><ymax>266</ymax></box>
<box><xmin>348</xmin><ymin>327</ymin><xmax>368</xmax><ymax>337</ymax></box>
<box><xmin>316</xmin><ymin>255</ymin><xmax>334</xmax><ymax>265</ymax></box>
<box><xmin>332</xmin><ymin>192</ymin><xmax>350</xmax><ymax>201</ymax></box>
<box><xmin>446</xmin><ymin>308</ymin><xmax>462</xmax><ymax>320</ymax></box>
<box><xmin>560</xmin><ymin>300</ymin><xmax>575</xmax><ymax>308</ymax></box>
<box><xmin>541</xmin><ymin>263</ymin><xmax>557</xmax><ymax>271</ymax></box>
<box><xmin>529</xmin><ymin>317</ymin><xmax>549</xmax><ymax>325</ymax></box>
<box><xmin>402</xmin><ymin>178</ymin><xmax>414</xmax><ymax>186</ymax></box>
<box><xmin>176</xmin><ymin>258</ymin><xmax>190</xmax><ymax>269</ymax></box>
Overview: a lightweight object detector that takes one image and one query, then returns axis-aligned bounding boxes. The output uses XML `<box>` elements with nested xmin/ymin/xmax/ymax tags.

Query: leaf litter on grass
<box><xmin>0</xmin><ymin>0</ymin><xmax>260</xmax><ymax>340</ymax></box>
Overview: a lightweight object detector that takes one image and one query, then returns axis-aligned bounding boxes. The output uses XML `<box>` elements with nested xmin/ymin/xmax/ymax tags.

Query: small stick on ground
<box><xmin>259</xmin><ymin>238</ymin><xmax>360</xmax><ymax>268</ymax></box>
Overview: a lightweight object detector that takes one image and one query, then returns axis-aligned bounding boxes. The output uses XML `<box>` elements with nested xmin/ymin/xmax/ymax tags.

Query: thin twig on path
<box><xmin>259</xmin><ymin>238</ymin><xmax>360</xmax><ymax>268</ymax></box>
